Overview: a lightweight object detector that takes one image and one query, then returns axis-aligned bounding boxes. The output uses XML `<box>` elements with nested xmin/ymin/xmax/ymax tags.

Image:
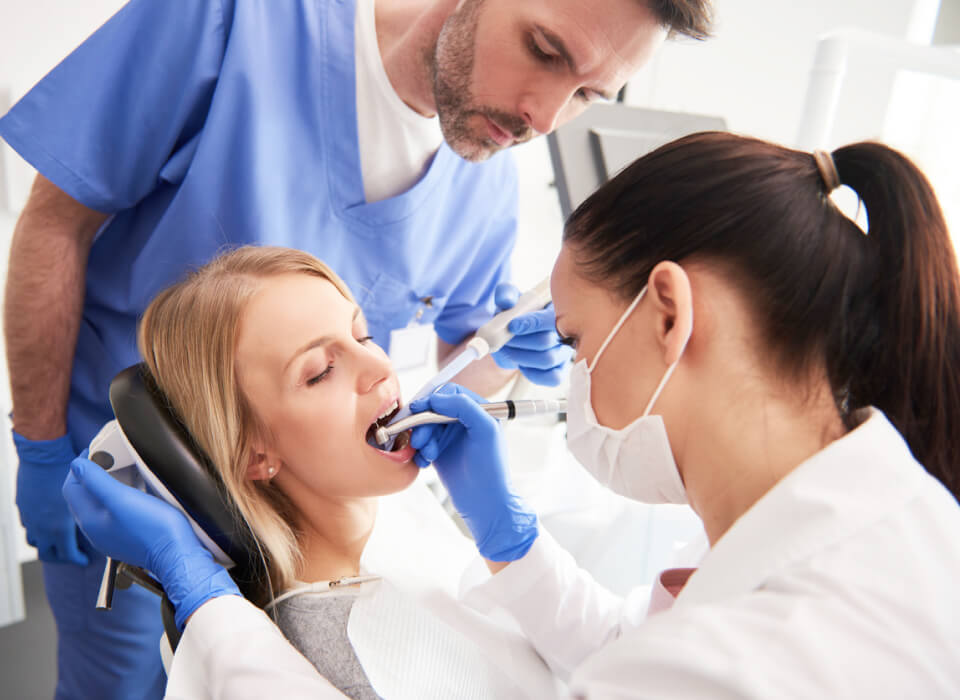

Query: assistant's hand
<box><xmin>409</xmin><ymin>385</ymin><xmax>538</xmax><ymax>561</ymax></box>
<box><xmin>62</xmin><ymin>454</ymin><xmax>240</xmax><ymax>630</ymax></box>
<box><xmin>490</xmin><ymin>282</ymin><xmax>572</xmax><ymax>387</ymax></box>
<box><xmin>12</xmin><ymin>431</ymin><xmax>89</xmax><ymax>566</ymax></box>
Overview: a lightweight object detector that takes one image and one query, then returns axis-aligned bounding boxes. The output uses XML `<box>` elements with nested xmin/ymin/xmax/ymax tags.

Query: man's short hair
<box><xmin>646</xmin><ymin>0</ymin><xmax>714</xmax><ymax>40</ymax></box>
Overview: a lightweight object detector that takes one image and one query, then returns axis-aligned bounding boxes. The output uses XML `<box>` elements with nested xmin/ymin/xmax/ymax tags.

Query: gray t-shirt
<box><xmin>273</xmin><ymin>589</ymin><xmax>380</xmax><ymax>700</ymax></box>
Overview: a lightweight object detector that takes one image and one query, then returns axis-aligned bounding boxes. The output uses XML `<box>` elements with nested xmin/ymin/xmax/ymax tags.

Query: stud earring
<box><xmin>267</xmin><ymin>466</ymin><xmax>276</xmax><ymax>476</ymax></box>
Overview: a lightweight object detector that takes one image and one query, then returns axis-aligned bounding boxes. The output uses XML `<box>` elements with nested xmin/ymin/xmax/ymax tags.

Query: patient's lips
<box><xmin>367</xmin><ymin>429</ymin><xmax>415</xmax><ymax>463</ymax></box>
<box><xmin>374</xmin><ymin>439</ymin><xmax>416</xmax><ymax>463</ymax></box>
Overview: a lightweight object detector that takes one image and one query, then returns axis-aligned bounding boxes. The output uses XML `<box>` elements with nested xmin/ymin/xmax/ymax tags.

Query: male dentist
<box><xmin>0</xmin><ymin>0</ymin><xmax>712</xmax><ymax>697</ymax></box>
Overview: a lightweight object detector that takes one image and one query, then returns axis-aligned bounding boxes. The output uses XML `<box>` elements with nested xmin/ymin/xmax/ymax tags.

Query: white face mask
<box><xmin>565</xmin><ymin>286</ymin><xmax>691</xmax><ymax>504</ymax></box>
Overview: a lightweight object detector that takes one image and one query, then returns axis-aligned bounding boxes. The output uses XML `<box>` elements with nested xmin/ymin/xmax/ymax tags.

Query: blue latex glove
<box><xmin>490</xmin><ymin>282</ymin><xmax>572</xmax><ymax>387</ymax></box>
<box><xmin>12</xmin><ymin>431</ymin><xmax>89</xmax><ymax>566</ymax></box>
<box><xmin>62</xmin><ymin>453</ymin><xmax>240</xmax><ymax>631</ymax></box>
<box><xmin>409</xmin><ymin>385</ymin><xmax>538</xmax><ymax>561</ymax></box>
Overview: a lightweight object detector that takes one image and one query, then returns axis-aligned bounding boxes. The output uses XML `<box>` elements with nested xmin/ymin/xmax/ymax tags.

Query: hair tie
<box><xmin>813</xmin><ymin>150</ymin><xmax>841</xmax><ymax>193</ymax></box>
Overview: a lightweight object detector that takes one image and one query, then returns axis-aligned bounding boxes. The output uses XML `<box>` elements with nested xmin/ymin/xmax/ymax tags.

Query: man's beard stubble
<box><xmin>430</xmin><ymin>0</ymin><xmax>531</xmax><ymax>162</ymax></box>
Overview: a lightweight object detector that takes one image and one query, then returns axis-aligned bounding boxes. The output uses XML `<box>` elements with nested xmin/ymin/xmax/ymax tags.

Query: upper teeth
<box><xmin>377</xmin><ymin>401</ymin><xmax>398</xmax><ymax>422</ymax></box>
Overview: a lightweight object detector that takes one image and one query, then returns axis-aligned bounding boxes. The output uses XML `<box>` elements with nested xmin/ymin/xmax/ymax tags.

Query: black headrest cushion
<box><xmin>109</xmin><ymin>364</ymin><xmax>266</xmax><ymax>599</ymax></box>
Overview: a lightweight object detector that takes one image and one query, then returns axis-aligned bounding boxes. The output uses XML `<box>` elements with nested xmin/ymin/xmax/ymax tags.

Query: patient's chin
<box><xmin>367</xmin><ymin>457</ymin><xmax>420</xmax><ymax>498</ymax></box>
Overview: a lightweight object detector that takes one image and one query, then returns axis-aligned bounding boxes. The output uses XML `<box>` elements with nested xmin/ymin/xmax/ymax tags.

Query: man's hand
<box><xmin>13</xmin><ymin>432</ymin><xmax>88</xmax><ymax>565</ymax></box>
<box><xmin>490</xmin><ymin>283</ymin><xmax>572</xmax><ymax>386</ymax></box>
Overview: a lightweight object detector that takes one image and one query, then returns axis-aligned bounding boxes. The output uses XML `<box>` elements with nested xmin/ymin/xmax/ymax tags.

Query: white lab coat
<box><xmin>463</xmin><ymin>408</ymin><xmax>960</xmax><ymax>698</ymax></box>
<box><xmin>166</xmin><ymin>409</ymin><xmax>960</xmax><ymax>698</ymax></box>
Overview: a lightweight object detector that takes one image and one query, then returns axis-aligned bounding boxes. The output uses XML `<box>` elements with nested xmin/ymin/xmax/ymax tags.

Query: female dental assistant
<box><xmin>410</xmin><ymin>133</ymin><xmax>960</xmax><ymax>698</ymax></box>
<box><xmin>63</xmin><ymin>132</ymin><xmax>960</xmax><ymax>698</ymax></box>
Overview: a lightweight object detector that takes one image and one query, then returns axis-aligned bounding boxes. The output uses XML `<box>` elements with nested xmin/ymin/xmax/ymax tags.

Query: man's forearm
<box><xmin>5</xmin><ymin>175</ymin><xmax>107</xmax><ymax>439</ymax></box>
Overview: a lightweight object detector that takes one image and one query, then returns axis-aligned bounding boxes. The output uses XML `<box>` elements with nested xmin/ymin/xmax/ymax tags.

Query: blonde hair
<box><xmin>138</xmin><ymin>246</ymin><xmax>356</xmax><ymax>603</ymax></box>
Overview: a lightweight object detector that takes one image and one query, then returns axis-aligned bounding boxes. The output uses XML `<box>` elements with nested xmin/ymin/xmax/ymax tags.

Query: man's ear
<box><xmin>647</xmin><ymin>261</ymin><xmax>693</xmax><ymax>366</ymax></box>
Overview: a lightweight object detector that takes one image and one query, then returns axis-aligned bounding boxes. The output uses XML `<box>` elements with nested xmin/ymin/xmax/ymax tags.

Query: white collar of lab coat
<box><xmin>675</xmin><ymin>408</ymin><xmax>929</xmax><ymax>608</ymax></box>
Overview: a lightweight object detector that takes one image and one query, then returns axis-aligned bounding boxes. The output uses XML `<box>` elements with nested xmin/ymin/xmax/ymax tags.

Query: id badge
<box><xmin>389</xmin><ymin>321</ymin><xmax>435</xmax><ymax>371</ymax></box>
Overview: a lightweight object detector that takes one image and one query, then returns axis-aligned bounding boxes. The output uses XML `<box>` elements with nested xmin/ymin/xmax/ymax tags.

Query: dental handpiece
<box><xmin>381</xmin><ymin>278</ymin><xmax>553</xmax><ymax>449</ymax></box>
<box><xmin>375</xmin><ymin>398</ymin><xmax>567</xmax><ymax>446</ymax></box>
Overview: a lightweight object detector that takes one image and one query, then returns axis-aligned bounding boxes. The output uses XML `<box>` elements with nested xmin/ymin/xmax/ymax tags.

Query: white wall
<box><xmin>625</xmin><ymin>0</ymin><xmax>940</xmax><ymax>142</ymax></box>
<box><xmin>0</xmin><ymin>1</ymin><xmax>126</xmax><ymax>93</ymax></box>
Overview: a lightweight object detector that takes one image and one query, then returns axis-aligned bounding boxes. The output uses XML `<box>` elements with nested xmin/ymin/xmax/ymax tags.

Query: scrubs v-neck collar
<box><xmin>323</xmin><ymin>0</ymin><xmax>455</xmax><ymax>226</ymax></box>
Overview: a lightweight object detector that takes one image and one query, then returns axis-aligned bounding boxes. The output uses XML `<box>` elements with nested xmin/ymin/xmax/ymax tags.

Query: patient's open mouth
<box><xmin>365</xmin><ymin>401</ymin><xmax>410</xmax><ymax>452</ymax></box>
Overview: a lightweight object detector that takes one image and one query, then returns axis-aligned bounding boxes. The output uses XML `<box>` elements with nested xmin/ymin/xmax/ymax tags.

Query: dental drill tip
<box><xmin>375</xmin><ymin>426</ymin><xmax>390</xmax><ymax>446</ymax></box>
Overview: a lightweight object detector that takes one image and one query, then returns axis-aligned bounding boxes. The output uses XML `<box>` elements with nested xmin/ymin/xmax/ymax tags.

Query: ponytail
<box><xmin>832</xmin><ymin>143</ymin><xmax>960</xmax><ymax>500</ymax></box>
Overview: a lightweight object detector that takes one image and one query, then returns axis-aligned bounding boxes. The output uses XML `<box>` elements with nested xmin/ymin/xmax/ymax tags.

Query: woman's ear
<box><xmin>246</xmin><ymin>443</ymin><xmax>282</xmax><ymax>481</ymax></box>
<box><xmin>647</xmin><ymin>261</ymin><xmax>693</xmax><ymax>366</ymax></box>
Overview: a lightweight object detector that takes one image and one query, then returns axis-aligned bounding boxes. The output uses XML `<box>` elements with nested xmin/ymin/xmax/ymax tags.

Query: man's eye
<box><xmin>528</xmin><ymin>36</ymin><xmax>556</xmax><ymax>63</ymax></box>
<box><xmin>306</xmin><ymin>364</ymin><xmax>334</xmax><ymax>387</ymax></box>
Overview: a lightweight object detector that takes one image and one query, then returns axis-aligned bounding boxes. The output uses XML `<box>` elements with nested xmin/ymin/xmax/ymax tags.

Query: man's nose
<box><xmin>519</xmin><ymin>85</ymin><xmax>571</xmax><ymax>136</ymax></box>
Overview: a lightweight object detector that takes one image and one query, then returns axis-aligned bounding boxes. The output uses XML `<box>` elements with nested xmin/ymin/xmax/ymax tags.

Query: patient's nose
<box><xmin>356</xmin><ymin>344</ymin><xmax>393</xmax><ymax>394</ymax></box>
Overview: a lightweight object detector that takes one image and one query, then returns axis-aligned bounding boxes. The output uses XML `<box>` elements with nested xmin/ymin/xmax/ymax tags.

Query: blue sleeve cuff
<box><xmin>0</xmin><ymin>115</ymin><xmax>115</xmax><ymax>213</ymax></box>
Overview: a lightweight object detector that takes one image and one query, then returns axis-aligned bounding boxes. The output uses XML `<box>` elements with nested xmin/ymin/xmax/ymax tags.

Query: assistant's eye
<box><xmin>306</xmin><ymin>364</ymin><xmax>334</xmax><ymax>387</ymax></box>
<box><xmin>558</xmin><ymin>334</ymin><xmax>578</xmax><ymax>349</ymax></box>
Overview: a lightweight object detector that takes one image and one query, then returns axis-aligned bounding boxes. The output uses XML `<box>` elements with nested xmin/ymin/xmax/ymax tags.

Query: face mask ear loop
<box><xmin>642</xmin><ymin>361</ymin><xmax>679</xmax><ymax>417</ymax></box>
<box><xmin>642</xmin><ymin>316</ymin><xmax>693</xmax><ymax>417</ymax></box>
<box><xmin>588</xmin><ymin>287</ymin><xmax>648</xmax><ymax>374</ymax></box>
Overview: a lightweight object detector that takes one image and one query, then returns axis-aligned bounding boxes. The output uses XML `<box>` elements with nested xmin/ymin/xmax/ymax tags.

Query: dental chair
<box><xmin>87</xmin><ymin>363</ymin><xmax>268</xmax><ymax>652</ymax></box>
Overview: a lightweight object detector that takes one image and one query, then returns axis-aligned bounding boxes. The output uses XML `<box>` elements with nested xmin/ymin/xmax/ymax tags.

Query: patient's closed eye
<box><xmin>306</xmin><ymin>364</ymin><xmax>334</xmax><ymax>386</ymax></box>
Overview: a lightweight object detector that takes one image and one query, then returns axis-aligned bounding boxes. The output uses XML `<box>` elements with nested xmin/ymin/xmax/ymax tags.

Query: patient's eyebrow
<box><xmin>284</xmin><ymin>307</ymin><xmax>361</xmax><ymax>372</ymax></box>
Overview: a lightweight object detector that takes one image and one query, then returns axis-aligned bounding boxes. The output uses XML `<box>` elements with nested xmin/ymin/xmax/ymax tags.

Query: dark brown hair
<box><xmin>646</xmin><ymin>0</ymin><xmax>714</xmax><ymax>40</ymax></box>
<box><xmin>564</xmin><ymin>131</ymin><xmax>960</xmax><ymax>500</ymax></box>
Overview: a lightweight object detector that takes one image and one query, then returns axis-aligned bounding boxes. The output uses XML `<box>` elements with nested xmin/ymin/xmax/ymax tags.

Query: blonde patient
<box><xmin>138</xmin><ymin>247</ymin><xmax>428</xmax><ymax>697</ymax></box>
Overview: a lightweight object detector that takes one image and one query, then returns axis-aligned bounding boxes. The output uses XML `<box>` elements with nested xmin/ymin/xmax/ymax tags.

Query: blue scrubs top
<box><xmin>0</xmin><ymin>0</ymin><xmax>518</xmax><ymax>451</ymax></box>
